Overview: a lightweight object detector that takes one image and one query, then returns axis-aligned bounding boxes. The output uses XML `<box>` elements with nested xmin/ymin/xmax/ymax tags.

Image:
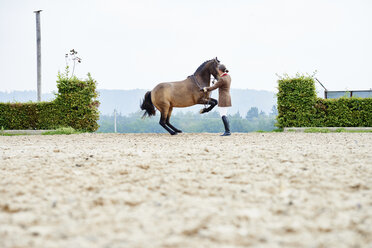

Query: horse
<box><xmin>140</xmin><ymin>58</ymin><xmax>220</xmax><ymax>135</ymax></box>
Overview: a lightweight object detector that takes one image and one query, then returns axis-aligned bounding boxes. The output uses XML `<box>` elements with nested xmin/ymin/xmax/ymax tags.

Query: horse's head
<box><xmin>208</xmin><ymin>57</ymin><xmax>220</xmax><ymax>80</ymax></box>
<box><xmin>194</xmin><ymin>57</ymin><xmax>220</xmax><ymax>83</ymax></box>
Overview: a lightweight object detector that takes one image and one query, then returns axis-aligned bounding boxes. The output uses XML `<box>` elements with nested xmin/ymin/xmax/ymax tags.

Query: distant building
<box><xmin>326</xmin><ymin>90</ymin><xmax>372</xmax><ymax>99</ymax></box>
<box><xmin>315</xmin><ymin>78</ymin><xmax>372</xmax><ymax>99</ymax></box>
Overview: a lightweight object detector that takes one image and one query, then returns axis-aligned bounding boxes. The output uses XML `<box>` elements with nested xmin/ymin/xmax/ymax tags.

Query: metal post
<box><xmin>34</xmin><ymin>10</ymin><xmax>42</xmax><ymax>102</ymax></box>
<box><xmin>114</xmin><ymin>109</ymin><xmax>117</xmax><ymax>133</ymax></box>
<box><xmin>315</xmin><ymin>78</ymin><xmax>328</xmax><ymax>99</ymax></box>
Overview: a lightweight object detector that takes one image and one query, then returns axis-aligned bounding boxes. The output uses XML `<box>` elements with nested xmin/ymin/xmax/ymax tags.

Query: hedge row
<box><xmin>277</xmin><ymin>75</ymin><xmax>372</xmax><ymax>128</ymax></box>
<box><xmin>0</xmin><ymin>73</ymin><xmax>100</xmax><ymax>132</ymax></box>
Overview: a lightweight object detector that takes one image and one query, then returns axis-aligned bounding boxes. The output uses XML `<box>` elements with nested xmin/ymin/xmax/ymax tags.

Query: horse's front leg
<box><xmin>199</xmin><ymin>98</ymin><xmax>218</xmax><ymax>114</ymax></box>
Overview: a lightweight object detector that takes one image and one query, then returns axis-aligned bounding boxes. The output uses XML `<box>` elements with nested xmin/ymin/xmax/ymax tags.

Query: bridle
<box><xmin>189</xmin><ymin>71</ymin><xmax>218</xmax><ymax>108</ymax></box>
<box><xmin>188</xmin><ymin>59</ymin><xmax>219</xmax><ymax>107</ymax></box>
<box><xmin>189</xmin><ymin>64</ymin><xmax>218</xmax><ymax>90</ymax></box>
<box><xmin>191</xmin><ymin>74</ymin><xmax>203</xmax><ymax>89</ymax></box>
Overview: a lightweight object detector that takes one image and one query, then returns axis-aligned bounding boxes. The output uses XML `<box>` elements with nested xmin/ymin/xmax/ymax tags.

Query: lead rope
<box><xmin>191</xmin><ymin>75</ymin><xmax>216</xmax><ymax>109</ymax></box>
<box><xmin>192</xmin><ymin>75</ymin><xmax>202</xmax><ymax>89</ymax></box>
<box><xmin>191</xmin><ymin>75</ymin><xmax>207</xmax><ymax>108</ymax></box>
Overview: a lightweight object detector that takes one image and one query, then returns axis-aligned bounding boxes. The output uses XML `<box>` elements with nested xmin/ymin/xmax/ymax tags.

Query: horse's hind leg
<box><xmin>159</xmin><ymin>109</ymin><xmax>177</xmax><ymax>135</ymax></box>
<box><xmin>200</xmin><ymin>98</ymin><xmax>218</xmax><ymax>114</ymax></box>
<box><xmin>166</xmin><ymin>107</ymin><xmax>182</xmax><ymax>133</ymax></box>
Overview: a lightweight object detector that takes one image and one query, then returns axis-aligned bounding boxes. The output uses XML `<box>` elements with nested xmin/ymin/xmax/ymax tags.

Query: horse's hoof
<box><xmin>176</xmin><ymin>130</ymin><xmax>182</xmax><ymax>133</ymax></box>
<box><xmin>171</xmin><ymin>132</ymin><xmax>178</xmax><ymax>135</ymax></box>
<box><xmin>199</xmin><ymin>108</ymin><xmax>207</xmax><ymax>114</ymax></box>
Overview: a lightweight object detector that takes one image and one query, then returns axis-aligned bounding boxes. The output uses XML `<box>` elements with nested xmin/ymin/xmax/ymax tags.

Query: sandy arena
<box><xmin>1</xmin><ymin>133</ymin><xmax>371</xmax><ymax>247</ymax></box>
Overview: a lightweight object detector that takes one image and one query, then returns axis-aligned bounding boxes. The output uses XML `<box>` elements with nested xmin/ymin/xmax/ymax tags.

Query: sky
<box><xmin>0</xmin><ymin>0</ymin><xmax>371</xmax><ymax>94</ymax></box>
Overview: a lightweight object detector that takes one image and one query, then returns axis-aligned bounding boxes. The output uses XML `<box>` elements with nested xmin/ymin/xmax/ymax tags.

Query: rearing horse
<box><xmin>140</xmin><ymin>58</ymin><xmax>220</xmax><ymax>135</ymax></box>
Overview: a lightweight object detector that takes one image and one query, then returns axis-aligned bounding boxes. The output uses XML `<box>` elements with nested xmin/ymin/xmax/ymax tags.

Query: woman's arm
<box><xmin>203</xmin><ymin>78</ymin><xmax>225</xmax><ymax>92</ymax></box>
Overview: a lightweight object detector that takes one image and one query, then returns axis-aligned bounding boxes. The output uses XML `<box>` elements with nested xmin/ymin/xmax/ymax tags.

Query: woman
<box><xmin>202</xmin><ymin>64</ymin><xmax>232</xmax><ymax>136</ymax></box>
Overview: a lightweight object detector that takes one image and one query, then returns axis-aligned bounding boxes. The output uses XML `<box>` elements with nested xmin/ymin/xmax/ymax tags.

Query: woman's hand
<box><xmin>200</xmin><ymin>87</ymin><xmax>208</xmax><ymax>92</ymax></box>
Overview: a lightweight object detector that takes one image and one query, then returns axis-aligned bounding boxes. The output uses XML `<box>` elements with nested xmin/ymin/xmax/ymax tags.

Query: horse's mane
<box><xmin>194</xmin><ymin>59</ymin><xmax>213</xmax><ymax>74</ymax></box>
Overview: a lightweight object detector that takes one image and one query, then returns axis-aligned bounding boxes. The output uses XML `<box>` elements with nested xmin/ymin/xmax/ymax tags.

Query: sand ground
<box><xmin>1</xmin><ymin>133</ymin><xmax>371</xmax><ymax>248</ymax></box>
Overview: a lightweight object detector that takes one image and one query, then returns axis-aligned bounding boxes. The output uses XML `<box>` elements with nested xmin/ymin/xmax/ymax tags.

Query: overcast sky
<box><xmin>1</xmin><ymin>0</ymin><xmax>371</xmax><ymax>93</ymax></box>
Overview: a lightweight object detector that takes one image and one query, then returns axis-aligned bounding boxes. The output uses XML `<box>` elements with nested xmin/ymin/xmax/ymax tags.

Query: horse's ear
<box><xmin>215</xmin><ymin>57</ymin><xmax>220</xmax><ymax>63</ymax></box>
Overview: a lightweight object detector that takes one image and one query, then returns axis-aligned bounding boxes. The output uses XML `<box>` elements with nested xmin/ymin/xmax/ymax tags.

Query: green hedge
<box><xmin>0</xmin><ymin>73</ymin><xmax>100</xmax><ymax>132</ymax></box>
<box><xmin>277</xmin><ymin>75</ymin><xmax>372</xmax><ymax>128</ymax></box>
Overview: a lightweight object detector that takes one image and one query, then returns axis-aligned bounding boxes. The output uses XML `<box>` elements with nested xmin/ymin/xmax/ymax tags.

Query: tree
<box><xmin>97</xmin><ymin>109</ymin><xmax>278</xmax><ymax>133</ymax></box>
<box><xmin>270</xmin><ymin>105</ymin><xmax>278</xmax><ymax>116</ymax></box>
<box><xmin>231</xmin><ymin>111</ymin><xmax>241</xmax><ymax>118</ymax></box>
<box><xmin>246</xmin><ymin>107</ymin><xmax>259</xmax><ymax>121</ymax></box>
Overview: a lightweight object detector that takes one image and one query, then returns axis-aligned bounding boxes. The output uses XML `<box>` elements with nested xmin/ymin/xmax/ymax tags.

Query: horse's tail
<box><xmin>140</xmin><ymin>91</ymin><xmax>156</xmax><ymax>118</ymax></box>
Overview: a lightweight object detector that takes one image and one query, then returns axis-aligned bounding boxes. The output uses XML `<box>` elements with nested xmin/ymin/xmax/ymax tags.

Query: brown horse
<box><xmin>140</xmin><ymin>58</ymin><xmax>220</xmax><ymax>135</ymax></box>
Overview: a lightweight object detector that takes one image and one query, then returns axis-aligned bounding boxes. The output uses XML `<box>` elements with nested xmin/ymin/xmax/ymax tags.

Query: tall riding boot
<box><xmin>221</xmin><ymin>115</ymin><xmax>231</xmax><ymax>136</ymax></box>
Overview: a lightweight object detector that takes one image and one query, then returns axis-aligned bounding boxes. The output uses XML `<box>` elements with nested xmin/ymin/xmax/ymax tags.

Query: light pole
<box><xmin>34</xmin><ymin>10</ymin><xmax>42</xmax><ymax>102</ymax></box>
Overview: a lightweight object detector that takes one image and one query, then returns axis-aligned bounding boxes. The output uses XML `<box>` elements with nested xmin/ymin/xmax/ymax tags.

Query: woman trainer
<box><xmin>202</xmin><ymin>64</ymin><xmax>232</xmax><ymax>136</ymax></box>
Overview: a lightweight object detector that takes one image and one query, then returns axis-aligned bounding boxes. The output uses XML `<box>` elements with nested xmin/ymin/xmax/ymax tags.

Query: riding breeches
<box><xmin>218</xmin><ymin>107</ymin><xmax>230</xmax><ymax>117</ymax></box>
